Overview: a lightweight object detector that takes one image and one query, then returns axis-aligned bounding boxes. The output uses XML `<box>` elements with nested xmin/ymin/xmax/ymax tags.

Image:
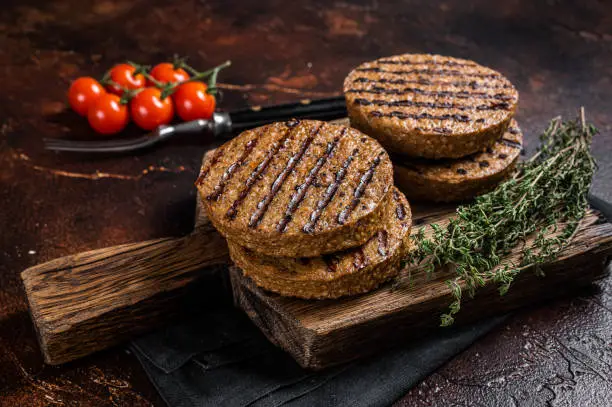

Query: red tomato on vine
<box><xmin>173</xmin><ymin>81</ymin><xmax>216</xmax><ymax>121</ymax></box>
<box><xmin>149</xmin><ymin>63</ymin><xmax>189</xmax><ymax>85</ymax></box>
<box><xmin>87</xmin><ymin>94</ymin><xmax>129</xmax><ymax>134</ymax></box>
<box><xmin>107</xmin><ymin>64</ymin><xmax>146</xmax><ymax>95</ymax></box>
<box><xmin>68</xmin><ymin>77</ymin><xmax>106</xmax><ymax>116</ymax></box>
<box><xmin>130</xmin><ymin>87</ymin><xmax>174</xmax><ymax>130</ymax></box>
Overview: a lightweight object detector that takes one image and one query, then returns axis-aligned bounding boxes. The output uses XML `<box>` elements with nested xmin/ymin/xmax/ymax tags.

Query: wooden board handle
<box><xmin>22</xmin><ymin>225</ymin><xmax>230</xmax><ymax>365</ymax></box>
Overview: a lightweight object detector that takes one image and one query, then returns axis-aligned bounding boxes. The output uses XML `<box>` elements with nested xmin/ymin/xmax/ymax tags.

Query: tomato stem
<box><xmin>204</xmin><ymin>61</ymin><xmax>231</xmax><ymax>95</ymax></box>
<box><xmin>189</xmin><ymin>60</ymin><xmax>232</xmax><ymax>82</ymax></box>
<box><xmin>100</xmin><ymin>70</ymin><xmax>111</xmax><ymax>85</ymax></box>
<box><xmin>182</xmin><ymin>62</ymin><xmax>200</xmax><ymax>76</ymax></box>
<box><xmin>104</xmin><ymin>79</ymin><xmax>140</xmax><ymax>104</ymax></box>
<box><xmin>172</xmin><ymin>54</ymin><xmax>188</xmax><ymax>70</ymax></box>
<box><xmin>140</xmin><ymin>70</ymin><xmax>165</xmax><ymax>88</ymax></box>
<box><xmin>207</xmin><ymin>71</ymin><xmax>220</xmax><ymax>96</ymax></box>
<box><xmin>160</xmin><ymin>60</ymin><xmax>231</xmax><ymax>99</ymax></box>
<box><xmin>127</xmin><ymin>60</ymin><xmax>150</xmax><ymax>76</ymax></box>
<box><xmin>160</xmin><ymin>86</ymin><xmax>174</xmax><ymax>100</ymax></box>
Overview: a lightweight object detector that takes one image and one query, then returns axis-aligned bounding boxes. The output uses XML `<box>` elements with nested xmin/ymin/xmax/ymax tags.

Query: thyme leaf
<box><xmin>409</xmin><ymin>108</ymin><xmax>597</xmax><ymax>326</ymax></box>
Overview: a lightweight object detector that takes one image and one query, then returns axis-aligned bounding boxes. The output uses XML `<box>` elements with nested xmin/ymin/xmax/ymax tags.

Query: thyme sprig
<box><xmin>409</xmin><ymin>109</ymin><xmax>597</xmax><ymax>326</ymax></box>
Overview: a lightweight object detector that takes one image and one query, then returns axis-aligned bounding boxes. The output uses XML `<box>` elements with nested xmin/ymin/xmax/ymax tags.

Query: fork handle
<box><xmin>229</xmin><ymin>97</ymin><xmax>347</xmax><ymax>132</ymax></box>
<box><xmin>229</xmin><ymin>96</ymin><xmax>346</xmax><ymax>123</ymax></box>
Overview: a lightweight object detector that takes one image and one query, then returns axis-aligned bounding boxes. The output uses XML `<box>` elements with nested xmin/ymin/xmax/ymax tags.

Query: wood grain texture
<box><xmin>21</xmin><ymin>188</ymin><xmax>229</xmax><ymax>365</ymax></box>
<box><xmin>230</xmin><ymin>205</ymin><xmax>612</xmax><ymax>370</ymax></box>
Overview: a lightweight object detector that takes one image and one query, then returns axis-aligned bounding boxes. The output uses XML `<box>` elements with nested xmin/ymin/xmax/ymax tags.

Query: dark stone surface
<box><xmin>0</xmin><ymin>0</ymin><xmax>610</xmax><ymax>405</ymax></box>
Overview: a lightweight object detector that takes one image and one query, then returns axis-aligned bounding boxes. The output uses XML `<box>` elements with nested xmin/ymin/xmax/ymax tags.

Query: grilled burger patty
<box><xmin>196</xmin><ymin>119</ymin><xmax>394</xmax><ymax>258</ymax></box>
<box><xmin>394</xmin><ymin>120</ymin><xmax>523</xmax><ymax>202</ymax></box>
<box><xmin>344</xmin><ymin>54</ymin><xmax>519</xmax><ymax>159</ymax></box>
<box><xmin>228</xmin><ymin>187</ymin><xmax>412</xmax><ymax>299</ymax></box>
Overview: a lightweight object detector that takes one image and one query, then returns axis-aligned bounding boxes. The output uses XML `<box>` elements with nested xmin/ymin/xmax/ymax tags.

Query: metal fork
<box><xmin>44</xmin><ymin>114</ymin><xmax>232</xmax><ymax>153</ymax></box>
<box><xmin>44</xmin><ymin>97</ymin><xmax>348</xmax><ymax>153</ymax></box>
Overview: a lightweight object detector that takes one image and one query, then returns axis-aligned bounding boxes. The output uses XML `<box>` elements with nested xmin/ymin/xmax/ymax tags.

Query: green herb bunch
<box><xmin>409</xmin><ymin>109</ymin><xmax>598</xmax><ymax>326</ymax></box>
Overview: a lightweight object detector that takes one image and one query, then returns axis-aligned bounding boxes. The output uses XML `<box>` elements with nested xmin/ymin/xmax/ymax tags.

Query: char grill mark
<box><xmin>354</xmin><ymin>67</ymin><xmax>502</xmax><ymax>79</ymax></box>
<box><xmin>508</xmin><ymin>127</ymin><xmax>520</xmax><ymax>134</ymax></box>
<box><xmin>196</xmin><ymin>148</ymin><xmax>225</xmax><ymax>186</ymax></box>
<box><xmin>479</xmin><ymin>160</ymin><xmax>490</xmax><ymax>168</ymax></box>
<box><xmin>377</xmin><ymin>230</ymin><xmax>388</xmax><ymax>257</ymax></box>
<box><xmin>277</xmin><ymin>128</ymin><xmax>347</xmax><ymax>232</ymax></box>
<box><xmin>432</xmin><ymin>127</ymin><xmax>453</xmax><ymax>134</ymax></box>
<box><xmin>351</xmin><ymin>77</ymin><xmax>511</xmax><ymax>90</ymax></box>
<box><xmin>353</xmin><ymin>98</ymin><xmax>511</xmax><ymax>112</ymax></box>
<box><xmin>303</xmin><ymin>148</ymin><xmax>359</xmax><ymax>233</ymax></box>
<box><xmin>477</xmin><ymin>103</ymin><xmax>512</xmax><ymax>110</ymax></box>
<box><xmin>207</xmin><ymin>133</ymin><xmax>262</xmax><ymax>201</ymax></box>
<box><xmin>393</xmin><ymin>190</ymin><xmax>407</xmax><ymax>220</ymax></box>
<box><xmin>337</xmin><ymin>152</ymin><xmax>384</xmax><ymax>225</ymax></box>
<box><xmin>226</xmin><ymin>127</ymin><xmax>296</xmax><ymax>220</ymax></box>
<box><xmin>456</xmin><ymin>168</ymin><xmax>467</xmax><ymax>175</ymax></box>
<box><xmin>498</xmin><ymin>153</ymin><xmax>508</xmax><ymax>159</ymax></box>
<box><xmin>376</xmin><ymin>59</ymin><xmax>477</xmax><ymax>68</ymax></box>
<box><xmin>347</xmin><ymin>87</ymin><xmax>514</xmax><ymax>102</ymax></box>
<box><xmin>353</xmin><ymin>248</ymin><xmax>367</xmax><ymax>270</ymax></box>
<box><xmin>249</xmin><ymin>124</ymin><xmax>322</xmax><ymax>228</ymax></box>
<box><xmin>500</xmin><ymin>138</ymin><xmax>522</xmax><ymax>149</ymax></box>
<box><xmin>370</xmin><ymin>110</ymin><xmax>471</xmax><ymax>123</ymax></box>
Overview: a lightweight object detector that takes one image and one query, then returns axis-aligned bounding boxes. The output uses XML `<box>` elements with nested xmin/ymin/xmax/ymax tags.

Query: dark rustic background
<box><xmin>1</xmin><ymin>0</ymin><xmax>611</xmax><ymax>405</ymax></box>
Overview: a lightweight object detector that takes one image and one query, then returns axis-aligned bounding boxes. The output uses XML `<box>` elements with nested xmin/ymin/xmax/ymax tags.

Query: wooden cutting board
<box><xmin>229</xmin><ymin>204</ymin><xmax>612</xmax><ymax>369</ymax></box>
<box><xmin>21</xmin><ymin>159</ymin><xmax>612</xmax><ymax>368</ymax></box>
<box><xmin>21</xmin><ymin>196</ymin><xmax>230</xmax><ymax>365</ymax></box>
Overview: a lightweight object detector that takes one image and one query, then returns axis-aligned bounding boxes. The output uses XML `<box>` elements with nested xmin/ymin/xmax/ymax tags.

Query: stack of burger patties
<box><xmin>196</xmin><ymin>119</ymin><xmax>413</xmax><ymax>299</ymax></box>
<box><xmin>344</xmin><ymin>53</ymin><xmax>522</xmax><ymax>202</ymax></box>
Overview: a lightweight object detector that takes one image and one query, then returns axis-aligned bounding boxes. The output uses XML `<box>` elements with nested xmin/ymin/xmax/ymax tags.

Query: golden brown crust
<box><xmin>344</xmin><ymin>53</ymin><xmax>519</xmax><ymax>159</ymax></box>
<box><xmin>196</xmin><ymin>119</ymin><xmax>394</xmax><ymax>258</ymax></box>
<box><xmin>228</xmin><ymin>188</ymin><xmax>412</xmax><ymax>299</ymax></box>
<box><xmin>394</xmin><ymin>120</ymin><xmax>523</xmax><ymax>202</ymax></box>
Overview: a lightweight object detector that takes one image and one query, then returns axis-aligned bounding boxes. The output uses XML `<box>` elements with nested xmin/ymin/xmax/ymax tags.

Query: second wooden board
<box><xmin>229</xmin><ymin>204</ymin><xmax>612</xmax><ymax>370</ymax></box>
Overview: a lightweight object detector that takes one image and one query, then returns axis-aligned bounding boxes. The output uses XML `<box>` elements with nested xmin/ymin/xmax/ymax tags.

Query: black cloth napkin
<box><xmin>131</xmin><ymin>192</ymin><xmax>611</xmax><ymax>407</ymax></box>
<box><xmin>131</xmin><ymin>306</ymin><xmax>507</xmax><ymax>407</ymax></box>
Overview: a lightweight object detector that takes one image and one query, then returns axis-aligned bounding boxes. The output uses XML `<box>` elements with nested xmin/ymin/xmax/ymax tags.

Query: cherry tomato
<box><xmin>87</xmin><ymin>94</ymin><xmax>129</xmax><ymax>135</ymax></box>
<box><xmin>173</xmin><ymin>81</ymin><xmax>216</xmax><ymax>121</ymax></box>
<box><xmin>149</xmin><ymin>62</ymin><xmax>189</xmax><ymax>85</ymax></box>
<box><xmin>107</xmin><ymin>63</ymin><xmax>146</xmax><ymax>95</ymax></box>
<box><xmin>68</xmin><ymin>77</ymin><xmax>106</xmax><ymax>116</ymax></box>
<box><xmin>130</xmin><ymin>87</ymin><xmax>174</xmax><ymax>130</ymax></box>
